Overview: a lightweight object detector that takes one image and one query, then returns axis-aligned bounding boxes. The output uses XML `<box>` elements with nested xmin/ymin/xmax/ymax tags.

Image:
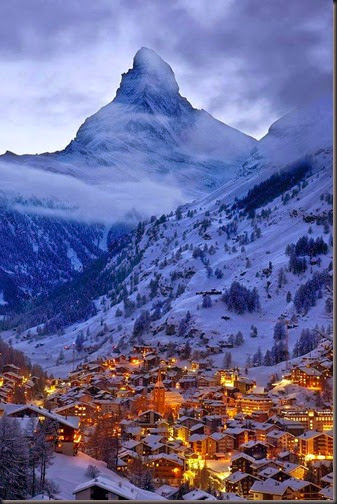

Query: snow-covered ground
<box><xmin>4</xmin><ymin>148</ymin><xmax>332</xmax><ymax>379</ymax></box>
<box><xmin>1</xmin><ymin>84</ymin><xmax>332</xmax><ymax>381</ymax></box>
<box><xmin>46</xmin><ymin>452</ymin><xmax>165</xmax><ymax>500</ymax></box>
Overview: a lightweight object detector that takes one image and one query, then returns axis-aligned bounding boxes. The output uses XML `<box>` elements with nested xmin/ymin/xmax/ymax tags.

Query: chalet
<box><xmin>298</xmin><ymin>430</ymin><xmax>333</xmax><ymax>460</ymax></box>
<box><xmin>146</xmin><ymin>453</ymin><xmax>185</xmax><ymax>485</ymax></box>
<box><xmin>53</xmin><ymin>401</ymin><xmax>96</xmax><ymax>422</ymax></box>
<box><xmin>2</xmin><ymin>403</ymin><xmax>80</xmax><ymax>455</ymax></box>
<box><xmin>257</xmin><ymin>467</ymin><xmax>290</xmax><ymax>482</ymax></box>
<box><xmin>143</xmin><ymin>353</ymin><xmax>160</xmax><ymax>371</ymax></box>
<box><xmin>178</xmin><ymin>416</ymin><xmax>203</xmax><ymax>429</ymax></box>
<box><xmin>291</xmin><ymin>366</ymin><xmax>323</xmax><ymax>390</ymax></box>
<box><xmin>282</xmin><ymin>462</ymin><xmax>307</xmax><ymax>480</ymax></box>
<box><xmin>249</xmin><ymin>459</ymin><xmax>283</xmax><ymax>478</ymax></box>
<box><xmin>3</xmin><ymin>371</ymin><xmax>23</xmax><ymax>384</ymax></box>
<box><xmin>319</xmin><ymin>486</ymin><xmax>334</xmax><ymax>500</ymax></box>
<box><xmin>312</xmin><ymin>463</ymin><xmax>333</xmax><ymax>485</ymax></box>
<box><xmin>183</xmin><ymin>489</ymin><xmax>217</xmax><ymax>500</ymax></box>
<box><xmin>188</xmin><ymin>434</ymin><xmax>209</xmax><ymax>457</ymax></box>
<box><xmin>224</xmin><ymin>471</ymin><xmax>260</xmax><ymax>498</ymax></box>
<box><xmin>136</xmin><ymin>410</ymin><xmax>163</xmax><ymax>428</ymax></box>
<box><xmin>2</xmin><ymin>363</ymin><xmax>21</xmax><ymax>374</ymax></box>
<box><xmin>253</xmin><ymin>422</ymin><xmax>280</xmax><ymax>441</ymax></box>
<box><xmin>224</xmin><ymin>427</ymin><xmax>249</xmax><ymax>449</ymax></box>
<box><xmin>250</xmin><ymin>411</ymin><xmax>269</xmax><ymax>423</ymax></box>
<box><xmin>266</xmin><ymin>430</ymin><xmax>295</xmax><ymax>452</ymax></box>
<box><xmin>197</xmin><ymin>376</ymin><xmax>216</xmax><ymax>387</ymax></box>
<box><xmin>190</xmin><ymin>423</ymin><xmax>207</xmax><ymax>435</ymax></box>
<box><xmin>177</xmin><ymin>377</ymin><xmax>196</xmax><ymax>391</ymax></box>
<box><xmin>277</xmin><ymin>450</ymin><xmax>299</xmax><ymax>464</ymax></box>
<box><xmin>204</xmin><ymin>414</ymin><xmax>223</xmax><ymax>431</ymax></box>
<box><xmin>231</xmin><ymin>453</ymin><xmax>256</xmax><ymax>474</ymax></box>
<box><xmin>131</xmin><ymin>374</ymin><xmax>151</xmax><ymax>387</ymax></box>
<box><xmin>118</xmin><ymin>449</ymin><xmax>141</xmax><ymax>466</ymax></box>
<box><xmin>155</xmin><ymin>485</ymin><xmax>180</xmax><ymax>499</ymax></box>
<box><xmin>234</xmin><ymin>376</ymin><xmax>256</xmax><ymax>394</ymax></box>
<box><xmin>249</xmin><ymin>478</ymin><xmax>322</xmax><ymax>500</ymax></box>
<box><xmin>94</xmin><ymin>399</ymin><xmax>120</xmax><ymax>417</ymax></box>
<box><xmin>122</xmin><ymin>425</ymin><xmax>142</xmax><ymax>441</ymax></box>
<box><xmin>173</xmin><ymin>424</ymin><xmax>189</xmax><ymax>443</ymax></box>
<box><xmin>240</xmin><ymin>440</ymin><xmax>270</xmax><ymax>460</ymax></box>
<box><xmin>122</xmin><ymin>439</ymin><xmax>144</xmax><ymax>457</ymax></box>
<box><xmin>205</xmin><ymin>401</ymin><xmax>227</xmax><ymax>416</ymax></box>
<box><xmin>270</xmin><ymin>417</ymin><xmax>305</xmax><ymax>436</ymax></box>
<box><xmin>73</xmin><ymin>476</ymin><xmax>153</xmax><ymax>500</ymax></box>
<box><xmin>210</xmin><ymin>432</ymin><xmax>235</xmax><ymax>454</ymax></box>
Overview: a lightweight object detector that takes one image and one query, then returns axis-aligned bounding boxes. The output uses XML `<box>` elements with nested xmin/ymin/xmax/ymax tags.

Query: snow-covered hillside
<box><xmin>46</xmin><ymin>452</ymin><xmax>165</xmax><ymax>500</ymax></box>
<box><xmin>0</xmin><ymin>194</ymin><xmax>107</xmax><ymax>310</ymax></box>
<box><xmin>241</xmin><ymin>94</ymin><xmax>332</xmax><ymax>177</ymax></box>
<box><xmin>5</xmin><ymin>102</ymin><xmax>332</xmax><ymax>377</ymax></box>
<box><xmin>0</xmin><ymin>51</ymin><xmax>332</xmax><ymax>377</ymax></box>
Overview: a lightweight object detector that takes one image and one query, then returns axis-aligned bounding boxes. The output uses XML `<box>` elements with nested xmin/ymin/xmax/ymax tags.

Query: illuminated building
<box><xmin>249</xmin><ymin>479</ymin><xmax>322</xmax><ymax>500</ymax></box>
<box><xmin>153</xmin><ymin>368</ymin><xmax>166</xmax><ymax>415</ymax></box>
<box><xmin>1</xmin><ymin>403</ymin><xmax>80</xmax><ymax>456</ymax></box>
<box><xmin>237</xmin><ymin>394</ymin><xmax>273</xmax><ymax>415</ymax></box>
<box><xmin>145</xmin><ymin>453</ymin><xmax>185</xmax><ymax>485</ymax></box>
<box><xmin>298</xmin><ymin>430</ymin><xmax>333</xmax><ymax>461</ymax></box>
<box><xmin>291</xmin><ymin>366</ymin><xmax>323</xmax><ymax>390</ymax></box>
<box><xmin>280</xmin><ymin>409</ymin><xmax>333</xmax><ymax>431</ymax></box>
<box><xmin>224</xmin><ymin>471</ymin><xmax>259</xmax><ymax>498</ymax></box>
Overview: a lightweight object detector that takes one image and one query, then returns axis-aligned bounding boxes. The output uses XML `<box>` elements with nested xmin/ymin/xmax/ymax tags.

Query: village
<box><xmin>0</xmin><ymin>333</ymin><xmax>333</xmax><ymax>501</ymax></box>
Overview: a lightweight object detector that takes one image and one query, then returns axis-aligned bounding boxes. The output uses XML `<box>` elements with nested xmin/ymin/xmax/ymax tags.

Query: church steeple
<box><xmin>153</xmin><ymin>367</ymin><xmax>166</xmax><ymax>415</ymax></box>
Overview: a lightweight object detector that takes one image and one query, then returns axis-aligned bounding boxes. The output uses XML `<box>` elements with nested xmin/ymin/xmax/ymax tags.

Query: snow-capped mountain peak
<box><xmin>115</xmin><ymin>47</ymin><xmax>181</xmax><ymax>107</ymax></box>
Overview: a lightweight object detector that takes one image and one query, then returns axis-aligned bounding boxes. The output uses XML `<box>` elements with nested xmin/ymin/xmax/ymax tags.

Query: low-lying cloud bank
<box><xmin>0</xmin><ymin>160</ymin><xmax>185</xmax><ymax>224</ymax></box>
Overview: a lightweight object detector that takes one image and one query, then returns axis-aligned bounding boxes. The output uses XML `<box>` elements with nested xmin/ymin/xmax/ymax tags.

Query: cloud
<box><xmin>0</xmin><ymin>0</ymin><xmax>332</xmax><ymax>153</ymax></box>
<box><xmin>0</xmin><ymin>160</ymin><xmax>185</xmax><ymax>224</ymax></box>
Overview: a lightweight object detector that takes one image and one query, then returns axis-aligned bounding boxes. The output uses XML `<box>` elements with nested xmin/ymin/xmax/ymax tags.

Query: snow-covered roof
<box><xmin>298</xmin><ymin>430</ymin><xmax>332</xmax><ymax>440</ymax></box>
<box><xmin>250</xmin><ymin>479</ymin><xmax>288</xmax><ymax>496</ymax></box>
<box><xmin>225</xmin><ymin>471</ymin><xmax>253</xmax><ymax>483</ymax></box>
<box><xmin>189</xmin><ymin>433</ymin><xmax>207</xmax><ymax>442</ymax></box>
<box><xmin>147</xmin><ymin>453</ymin><xmax>185</xmax><ymax>465</ymax></box>
<box><xmin>155</xmin><ymin>485</ymin><xmax>179</xmax><ymax>498</ymax></box>
<box><xmin>1</xmin><ymin>403</ymin><xmax>80</xmax><ymax>429</ymax></box>
<box><xmin>221</xmin><ymin>492</ymin><xmax>245</xmax><ymax>500</ymax></box>
<box><xmin>73</xmin><ymin>475</ymin><xmax>166</xmax><ymax>500</ymax></box>
<box><xmin>231</xmin><ymin>452</ymin><xmax>255</xmax><ymax>463</ymax></box>
<box><xmin>258</xmin><ymin>467</ymin><xmax>283</xmax><ymax>478</ymax></box>
<box><xmin>320</xmin><ymin>472</ymin><xmax>333</xmax><ymax>485</ymax></box>
<box><xmin>319</xmin><ymin>486</ymin><xmax>333</xmax><ymax>500</ymax></box>
<box><xmin>183</xmin><ymin>489</ymin><xmax>217</xmax><ymax>500</ymax></box>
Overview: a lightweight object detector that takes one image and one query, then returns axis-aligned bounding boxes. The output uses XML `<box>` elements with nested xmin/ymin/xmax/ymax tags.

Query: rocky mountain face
<box><xmin>60</xmin><ymin>47</ymin><xmax>256</xmax><ymax>194</ymax></box>
<box><xmin>3</xmin><ymin>48</ymin><xmax>256</xmax><ymax>197</ymax></box>
<box><xmin>0</xmin><ymin>48</ymin><xmax>259</xmax><ymax>311</ymax></box>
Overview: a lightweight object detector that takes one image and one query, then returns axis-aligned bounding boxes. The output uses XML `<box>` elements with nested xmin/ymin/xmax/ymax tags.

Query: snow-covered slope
<box><xmin>0</xmin><ymin>59</ymin><xmax>332</xmax><ymax>376</ymax></box>
<box><xmin>6</xmin><ymin>93</ymin><xmax>332</xmax><ymax>376</ymax></box>
<box><xmin>241</xmin><ymin>94</ymin><xmax>332</xmax><ymax>176</ymax></box>
<box><xmin>1</xmin><ymin>48</ymin><xmax>256</xmax><ymax>199</ymax></box>
<box><xmin>0</xmin><ymin>193</ymin><xmax>106</xmax><ymax>311</ymax></box>
<box><xmin>46</xmin><ymin>452</ymin><xmax>165</xmax><ymax>500</ymax></box>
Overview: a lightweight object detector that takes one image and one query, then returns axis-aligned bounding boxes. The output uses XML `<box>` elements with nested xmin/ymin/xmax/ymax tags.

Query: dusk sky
<box><xmin>0</xmin><ymin>0</ymin><xmax>332</xmax><ymax>154</ymax></box>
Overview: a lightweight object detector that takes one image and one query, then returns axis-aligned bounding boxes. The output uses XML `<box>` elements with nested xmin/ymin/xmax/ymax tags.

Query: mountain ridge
<box><xmin>1</xmin><ymin>48</ymin><xmax>257</xmax><ymax>201</ymax></box>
